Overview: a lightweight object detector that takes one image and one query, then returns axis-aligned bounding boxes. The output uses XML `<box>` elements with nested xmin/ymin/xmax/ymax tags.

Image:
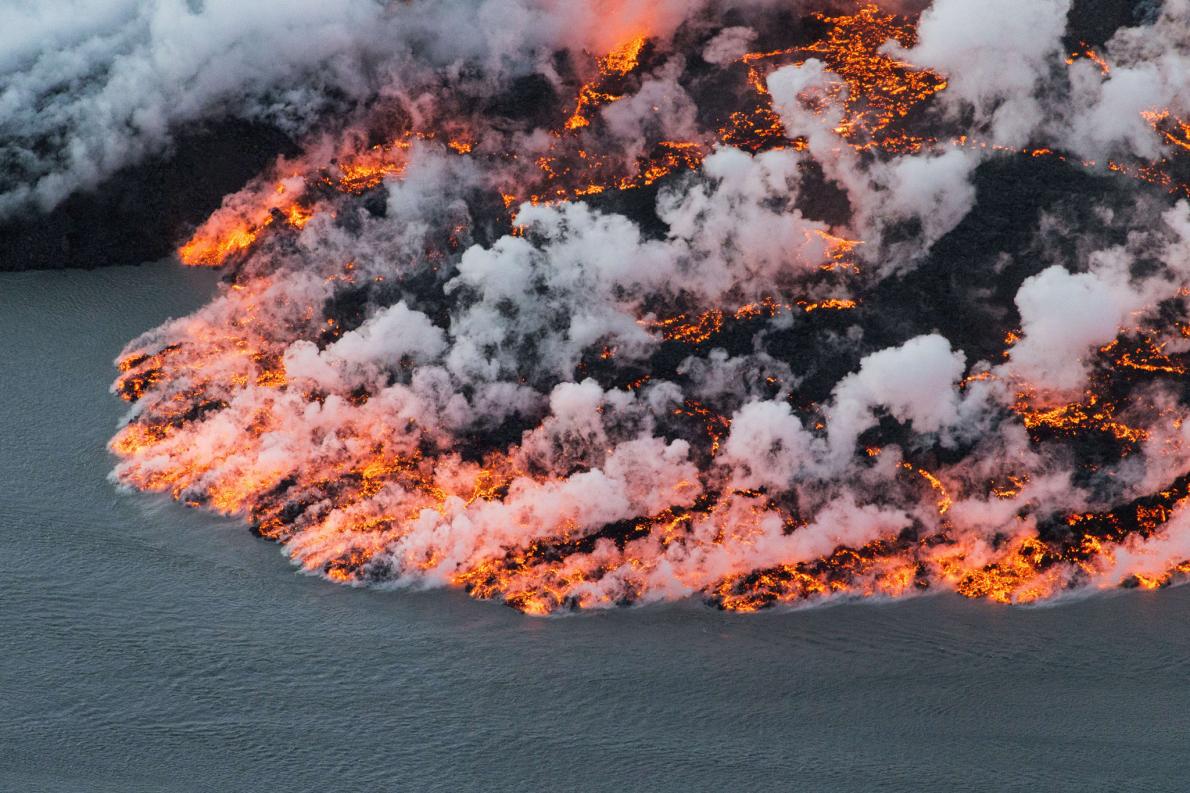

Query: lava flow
<box><xmin>108</xmin><ymin>1</ymin><xmax>1190</xmax><ymax>614</ymax></box>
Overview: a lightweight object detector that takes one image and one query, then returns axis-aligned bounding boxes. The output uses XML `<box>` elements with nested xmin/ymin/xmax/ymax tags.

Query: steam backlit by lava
<box><xmin>83</xmin><ymin>0</ymin><xmax>1190</xmax><ymax>613</ymax></box>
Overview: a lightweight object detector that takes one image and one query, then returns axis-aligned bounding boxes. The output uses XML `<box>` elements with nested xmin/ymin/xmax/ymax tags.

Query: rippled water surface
<box><xmin>2</xmin><ymin>265</ymin><xmax>1189</xmax><ymax>792</ymax></box>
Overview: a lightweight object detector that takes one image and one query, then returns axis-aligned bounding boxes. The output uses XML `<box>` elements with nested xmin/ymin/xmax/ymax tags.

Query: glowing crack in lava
<box><xmin>110</xmin><ymin>3</ymin><xmax>1190</xmax><ymax>614</ymax></box>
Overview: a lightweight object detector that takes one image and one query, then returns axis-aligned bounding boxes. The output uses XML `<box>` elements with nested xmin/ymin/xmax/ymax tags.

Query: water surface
<box><xmin>2</xmin><ymin>265</ymin><xmax>1188</xmax><ymax>792</ymax></box>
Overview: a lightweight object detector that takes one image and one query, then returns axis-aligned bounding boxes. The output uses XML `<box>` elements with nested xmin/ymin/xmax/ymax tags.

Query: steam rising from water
<box><xmin>10</xmin><ymin>0</ymin><xmax>1190</xmax><ymax>612</ymax></box>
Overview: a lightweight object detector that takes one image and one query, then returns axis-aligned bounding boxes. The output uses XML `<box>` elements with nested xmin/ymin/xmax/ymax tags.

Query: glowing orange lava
<box><xmin>114</xmin><ymin>3</ymin><xmax>1190</xmax><ymax>615</ymax></box>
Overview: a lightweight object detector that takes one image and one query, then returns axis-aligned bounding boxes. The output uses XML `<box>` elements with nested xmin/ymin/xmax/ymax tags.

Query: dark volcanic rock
<box><xmin>0</xmin><ymin>120</ymin><xmax>297</xmax><ymax>271</ymax></box>
<box><xmin>1066</xmin><ymin>0</ymin><xmax>1151</xmax><ymax>48</ymax></box>
<box><xmin>860</xmin><ymin>155</ymin><xmax>1135</xmax><ymax>368</ymax></box>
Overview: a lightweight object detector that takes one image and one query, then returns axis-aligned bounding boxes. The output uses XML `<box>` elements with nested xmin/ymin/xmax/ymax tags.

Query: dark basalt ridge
<box><xmin>0</xmin><ymin>119</ymin><xmax>296</xmax><ymax>271</ymax></box>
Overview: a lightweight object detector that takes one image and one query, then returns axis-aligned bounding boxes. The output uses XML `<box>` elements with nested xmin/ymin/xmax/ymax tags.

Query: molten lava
<box><xmin>110</xmin><ymin>2</ymin><xmax>1190</xmax><ymax>615</ymax></box>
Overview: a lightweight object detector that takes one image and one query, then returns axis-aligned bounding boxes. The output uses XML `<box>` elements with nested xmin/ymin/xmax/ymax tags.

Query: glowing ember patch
<box><xmin>803</xmin><ymin>5</ymin><xmax>947</xmax><ymax>149</ymax></box>
<box><xmin>255</xmin><ymin>368</ymin><xmax>287</xmax><ymax>388</ymax></box>
<box><xmin>1065</xmin><ymin>43</ymin><xmax>1111</xmax><ymax>75</ymax></box>
<box><xmin>618</xmin><ymin>141</ymin><xmax>705</xmax><ymax>189</ymax></box>
<box><xmin>1102</xmin><ymin>336</ymin><xmax>1187</xmax><ymax>375</ymax></box>
<box><xmin>648</xmin><ymin>310</ymin><xmax>724</xmax><ymax>344</ymax></box>
<box><xmin>179</xmin><ymin>222</ymin><xmax>262</xmax><ymax>266</ymax></box>
<box><xmin>674</xmin><ymin>401</ymin><xmax>731</xmax><ymax>455</ymax></box>
<box><xmin>1127</xmin><ymin>561</ymin><xmax>1190</xmax><ymax>590</ymax></box>
<box><xmin>1014</xmin><ymin>392</ymin><xmax>1150</xmax><ymax>446</ymax></box>
<box><xmin>951</xmin><ymin>538</ymin><xmax>1057</xmax><ymax>604</ymax></box>
<box><xmin>990</xmin><ymin>475</ymin><xmax>1028</xmax><ymax>499</ymax></box>
<box><xmin>1142</xmin><ymin>110</ymin><xmax>1190</xmax><ymax>154</ymax></box>
<box><xmin>716</xmin><ymin>5</ymin><xmax>950</xmax><ymax>158</ymax></box>
<box><xmin>800</xmin><ymin>298</ymin><xmax>857</xmax><ymax>313</ymax></box>
<box><xmin>338</xmin><ymin>157</ymin><xmax>406</xmax><ymax>193</ymax></box>
<box><xmin>901</xmin><ymin>464</ymin><xmax>951</xmax><ymax>515</ymax></box>
<box><xmin>563</xmin><ymin>36</ymin><xmax>648</xmax><ymax>131</ymax></box>
<box><xmin>284</xmin><ymin>205</ymin><xmax>314</xmax><ymax>229</ymax></box>
<box><xmin>601</xmin><ymin>36</ymin><xmax>647</xmax><ymax>75</ymax></box>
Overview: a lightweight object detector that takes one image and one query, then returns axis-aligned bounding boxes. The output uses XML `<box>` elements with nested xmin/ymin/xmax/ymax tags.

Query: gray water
<box><xmin>1</xmin><ymin>264</ymin><xmax>1188</xmax><ymax>793</ymax></box>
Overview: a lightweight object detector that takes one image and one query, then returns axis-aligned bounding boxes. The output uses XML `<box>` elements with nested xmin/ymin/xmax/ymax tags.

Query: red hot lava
<box><xmin>111</xmin><ymin>3</ymin><xmax>1190</xmax><ymax>613</ymax></box>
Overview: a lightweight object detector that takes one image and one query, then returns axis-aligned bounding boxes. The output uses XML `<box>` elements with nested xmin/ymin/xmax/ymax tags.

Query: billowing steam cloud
<box><xmin>0</xmin><ymin>0</ymin><xmax>379</xmax><ymax>216</ymax></box>
<box><xmin>9</xmin><ymin>0</ymin><xmax>1189</xmax><ymax>613</ymax></box>
<box><xmin>0</xmin><ymin>0</ymin><xmax>713</xmax><ymax>218</ymax></box>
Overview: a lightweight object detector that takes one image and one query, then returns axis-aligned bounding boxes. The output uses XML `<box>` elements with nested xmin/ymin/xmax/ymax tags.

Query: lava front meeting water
<box><xmin>108</xmin><ymin>2</ymin><xmax>1190</xmax><ymax>614</ymax></box>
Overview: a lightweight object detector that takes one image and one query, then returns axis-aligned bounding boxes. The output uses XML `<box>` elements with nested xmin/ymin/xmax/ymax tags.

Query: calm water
<box><xmin>1</xmin><ymin>264</ymin><xmax>1188</xmax><ymax>792</ymax></box>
